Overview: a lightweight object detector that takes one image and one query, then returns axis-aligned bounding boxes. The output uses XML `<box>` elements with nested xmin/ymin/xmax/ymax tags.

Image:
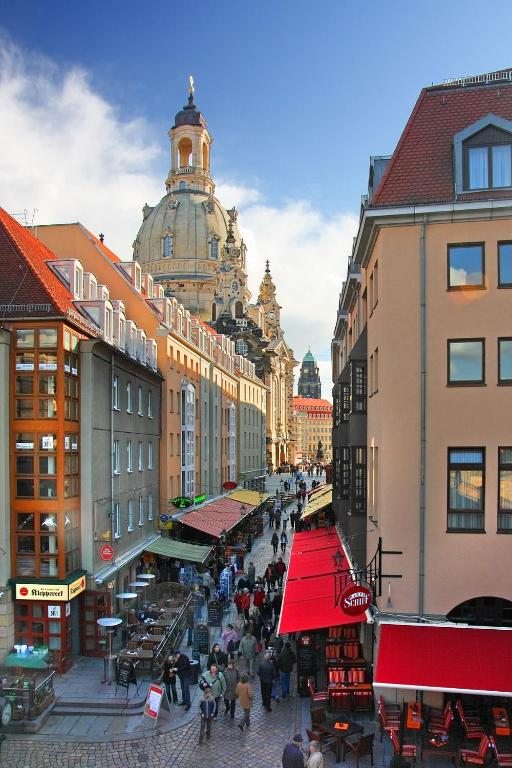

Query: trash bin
<box><xmin>190</xmin><ymin>659</ymin><xmax>199</xmax><ymax>685</ymax></box>
<box><xmin>103</xmin><ymin>654</ymin><xmax>117</xmax><ymax>684</ymax></box>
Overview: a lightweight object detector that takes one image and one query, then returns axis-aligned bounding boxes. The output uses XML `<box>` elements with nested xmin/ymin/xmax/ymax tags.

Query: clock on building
<box><xmin>268</xmin><ymin>311</ymin><xmax>275</xmax><ymax>320</ymax></box>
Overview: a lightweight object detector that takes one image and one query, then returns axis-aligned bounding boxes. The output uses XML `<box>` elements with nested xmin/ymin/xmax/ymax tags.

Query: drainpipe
<box><xmin>419</xmin><ymin>217</ymin><xmax>427</xmax><ymax>618</ymax></box>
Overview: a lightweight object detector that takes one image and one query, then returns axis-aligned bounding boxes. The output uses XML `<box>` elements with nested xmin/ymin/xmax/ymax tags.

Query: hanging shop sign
<box><xmin>170</xmin><ymin>496</ymin><xmax>194</xmax><ymax>509</ymax></box>
<box><xmin>16</xmin><ymin>574</ymin><xmax>86</xmax><ymax>602</ymax></box>
<box><xmin>194</xmin><ymin>494</ymin><xmax>207</xmax><ymax>504</ymax></box>
<box><xmin>340</xmin><ymin>583</ymin><xmax>372</xmax><ymax>615</ymax></box>
<box><xmin>223</xmin><ymin>481</ymin><xmax>237</xmax><ymax>490</ymax></box>
<box><xmin>99</xmin><ymin>544</ymin><xmax>115</xmax><ymax>562</ymax></box>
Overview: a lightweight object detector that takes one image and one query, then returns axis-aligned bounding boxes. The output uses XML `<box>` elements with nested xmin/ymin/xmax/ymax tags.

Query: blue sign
<box><xmin>159</xmin><ymin>514</ymin><xmax>169</xmax><ymax>523</ymax></box>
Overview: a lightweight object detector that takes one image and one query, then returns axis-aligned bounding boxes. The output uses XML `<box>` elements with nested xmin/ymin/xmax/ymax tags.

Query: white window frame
<box><xmin>127</xmin><ymin>440</ymin><xmax>133</xmax><ymax>472</ymax></box>
<box><xmin>147</xmin><ymin>493</ymin><xmax>153</xmax><ymax>521</ymax></box>
<box><xmin>127</xmin><ymin>499</ymin><xmax>134</xmax><ymax>532</ymax></box>
<box><xmin>138</xmin><ymin>385</ymin><xmax>143</xmax><ymax>416</ymax></box>
<box><xmin>148</xmin><ymin>441</ymin><xmax>154</xmax><ymax>470</ymax></box>
<box><xmin>148</xmin><ymin>390</ymin><xmax>153</xmax><ymax>418</ymax></box>
<box><xmin>126</xmin><ymin>381</ymin><xmax>132</xmax><ymax>413</ymax></box>
<box><xmin>113</xmin><ymin>439</ymin><xmax>120</xmax><ymax>474</ymax></box>
<box><xmin>180</xmin><ymin>383</ymin><xmax>196</xmax><ymax>497</ymax></box>
<box><xmin>114</xmin><ymin>502</ymin><xmax>121</xmax><ymax>539</ymax></box>
<box><xmin>112</xmin><ymin>374</ymin><xmax>119</xmax><ymax>410</ymax></box>
<box><xmin>138</xmin><ymin>495</ymin><xmax>144</xmax><ymax>526</ymax></box>
<box><xmin>138</xmin><ymin>441</ymin><xmax>143</xmax><ymax>471</ymax></box>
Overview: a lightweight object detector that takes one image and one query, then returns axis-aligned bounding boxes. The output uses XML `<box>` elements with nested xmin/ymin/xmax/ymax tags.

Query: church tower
<box><xmin>257</xmin><ymin>260</ymin><xmax>282</xmax><ymax>339</ymax></box>
<box><xmin>132</xmin><ymin>78</ymin><xmax>248</xmax><ymax>320</ymax></box>
<box><xmin>298</xmin><ymin>350</ymin><xmax>321</xmax><ymax>398</ymax></box>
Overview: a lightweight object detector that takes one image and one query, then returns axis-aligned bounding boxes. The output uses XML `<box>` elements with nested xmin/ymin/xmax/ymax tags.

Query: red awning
<box><xmin>374</xmin><ymin>622</ymin><xmax>512</xmax><ymax>697</ymax></box>
<box><xmin>179</xmin><ymin>497</ymin><xmax>255</xmax><ymax>538</ymax></box>
<box><xmin>278</xmin><ymin>528</ymin><xmax>367</xmax><ymax>635</ymax></box>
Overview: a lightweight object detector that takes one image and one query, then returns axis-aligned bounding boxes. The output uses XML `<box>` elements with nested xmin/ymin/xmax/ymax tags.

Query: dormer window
<box><xmin>455</xmin><ymin>114</ymin><xmax>512</xmax><ymax>194</ymax></box>
<box><xmin>162</xmin><ymin>234</ymin><xmax>174</xmax><ymax>258</ymax></box>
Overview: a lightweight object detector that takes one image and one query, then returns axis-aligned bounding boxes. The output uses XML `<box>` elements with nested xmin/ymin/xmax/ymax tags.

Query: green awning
<box><xmin>144</xmin><ymin>538</ymin><xmax>213</xmax><ymax>563</ymax></box>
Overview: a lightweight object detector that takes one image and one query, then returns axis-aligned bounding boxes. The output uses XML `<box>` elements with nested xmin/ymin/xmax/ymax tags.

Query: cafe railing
<box><xmin>0</xmin><ymin>668</ymin><xmax>55</xmax><ymax>721</ymax></box>
<box><xmin>151</xmin><ymin>592</ymin><xmax>194</xmax><ymax>678</ymax></box>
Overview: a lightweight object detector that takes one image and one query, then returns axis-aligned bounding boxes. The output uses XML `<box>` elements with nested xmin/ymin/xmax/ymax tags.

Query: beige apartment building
<box><xmin>35</xmin><ymin>224</ymin><xmax>267</xmax><ymax>503</ymax></box>
<box><xmin>332</xmin><ymin>70</ymin><xmax>512</xmax><ymax>702</ymax></box>
<box><xmin>292</xmin><ymin>397</ymin><xmax>332</xmax><ymax>465</ymax></box>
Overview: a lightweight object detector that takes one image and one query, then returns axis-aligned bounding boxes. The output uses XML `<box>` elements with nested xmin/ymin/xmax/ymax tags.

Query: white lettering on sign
<box><xmin>343</xmin><ymin>591</ymin><xmax>370</xmax><ymax>609</ymax></box>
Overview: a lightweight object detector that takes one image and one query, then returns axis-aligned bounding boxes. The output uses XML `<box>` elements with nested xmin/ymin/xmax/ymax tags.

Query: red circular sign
<box><xmin>20</xmin><ymin>586</ymin><xmax>28</xmax><ymax>597</ymax></box>
<box><xmin>223</xmin><ymin>481</ymin><xmax>237</xmax><ymax>490</ymax></box>
<box><xmin>99</xmin><ymin>544</ymin><xmax>115</xmax><ymax>562</ymax></box>
<box><xmin>340</xmin><ymin>584</ymin><xmax>372</xmax><ymax>615</ymax></box>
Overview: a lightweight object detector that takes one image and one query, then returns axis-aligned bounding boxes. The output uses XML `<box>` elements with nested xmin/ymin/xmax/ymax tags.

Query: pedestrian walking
<box><xmin>200</xmin><ymin>663</ymin><xmax>226</xmax><ymax>718</ymax></box>
<box><xmin>289</xmin><ymin>509</ymin><xmax>296</xmax><ymax>529</ymax></box>
<box><xmin>275</xmin><ymin>510</ymin><xmax>281</xmax><ymax>530</ymax></box>
<box><xmin>174</xmin><ymin>650</ymin><xmax>192</xmax><ymax>710</ymax></box>
<box><xmin>240</xmin><ymin>587</ymin><xmax>251</xmax><ymax>620</ymax></box>
<box><xmin>280</xmin><ymin>530</ymin><xmax>288</xmax><ymax>554</ymax></box>
<box><xmin>236</xmin><ymin>672</ymin><xmax>253</xmax><ymax>731</ymax></box>
<box><xmin>268</xmin><ymin>508</ymin><xmax>275</xmax><ymax>528</ymax></box>
<box><xmin>275</xmin><ymin>557</ymin><xmax>286</xmax><ymax>588</ymax></box>
<box><xmin>206</xmin><ymin>642</ymin><xmax>228</xmax><ymax>672</ymax></box>
<box><xmin>247</xmin><ymin>561</ymin><xmax>256</xmax><ymax>591</ymax></box>
<box><xmin>276</xmin><ymin>641</ymin><xmax>296</xmax><ymax>699</ymax></box>
<box><xmin>271</xmin><ymin>532</ymin><xmax>279</xmax><ymax>556</ymax></box>
<box><xmin>198</xmin><ymin>682</ymin><xmax>215</xmax><ymax>744</ymax></box>
<box><xmin>272</xmin><ymin>589</ymin><xmax>283</xmax><ymax>623</ymax></box>
<box><xmin>282</xmin><ymin>734</ymin><xmax>305</xmax><ymax>768</ymax></box>
<box><xmin>239</xmin><ymin>628</ymin><xmax>258</xmax><ymax>677</ymax></box>
<box><xmin>258</xmin><ymin>651</ymin><xmax>276</xmax><ymax>712</ymax></box>
<box><xmin>160</xmin><ymin>651</ymin><xmax>179</xmax><ymax>704</ymax></box>
<box><xmin>223</xmin><ymin>656</ymin><xmax>240</xmax><ymax>718</ymax></box>
<box><xmin>306</xmin><ymin>740</ymin><xmax>324</xmax><ymax>768</ymax></box>
<box><xmin>220</xmin><ymin>623</ymin><xmax>239</xmax><ymax>655</ymax></box>
<box><xmin>282</xmin><ymin>509</ymin><xmax>289</xmax><ymax>530</ymax></box>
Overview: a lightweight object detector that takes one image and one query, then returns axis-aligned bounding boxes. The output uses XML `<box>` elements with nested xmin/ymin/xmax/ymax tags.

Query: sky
<box><xmin>1</xmin><ymin>1</ymin><xmax>512</xmax><ymax>396</ymax></box>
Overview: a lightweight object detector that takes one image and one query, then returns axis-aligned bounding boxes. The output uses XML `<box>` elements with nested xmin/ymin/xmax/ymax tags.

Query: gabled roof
<box><xmin>0</xmin><ymin>208</ymin><xmax>84</xmax><ymax>322</ymax></box>
<box><xmin>372</xmin><ymin>72</ymin><xmax>512</xmax><ymax>207</ymax></box>
<box><xmin>293</xmin><ymin>396</ymin><xmax>332</xmax><ymax>410</ymax></box>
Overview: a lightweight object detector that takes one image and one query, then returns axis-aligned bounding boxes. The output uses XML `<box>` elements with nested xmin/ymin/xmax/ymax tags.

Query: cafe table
<box><xmin>130</xmin><ymin>634</ymin><xmax>165</xmax><ymax>645</ymax></box>
<box><xmin>406</xmin><ymin>701</ymin><xmax>423</xmax><ymax>730</ymax></box>
<box><xmin>317</xmin><ymin>720</ymin><xmax>364</xmax><ymax>763</ymax></box>
<box><xmin>118</xmin><ymin>648</ymin><xmax>154</xmax><ymax>663</ymax></box>
<box><xmin>3</xmin><ymin>647</ymin><xmax>49</xmax><ymax>669</ymax></box>
<box><xmin>421</xmin><ymin>733</ymin><xmax>459</xmax><ymax>765</ymax></box>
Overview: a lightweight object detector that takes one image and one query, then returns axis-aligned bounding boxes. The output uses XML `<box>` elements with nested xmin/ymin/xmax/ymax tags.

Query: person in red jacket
<box><xmin>253</xmin><ymin>584</ymin><xmax>265</xmax><ymax>609</ymax></box>
<box><xmin>275</xmin><ymin>557</ymin><xmax>287</xmax><ymax>588</ymax></box>
<box><xmin>234</xmin><ymin>589</ymin><xmax>244</xmax><ymax>616</ymax></box>
<box><xmin>240</xmin><ymin>588</ymin><xmax>251</xmax><ymax>620</ymax></box>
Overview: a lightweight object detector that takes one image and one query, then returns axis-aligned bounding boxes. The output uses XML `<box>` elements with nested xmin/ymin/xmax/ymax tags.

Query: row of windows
<box><xmin>160</xmin><ymin>234</ymin><xmax>219</xmax><ymax>260</ymax></box>
<box><xmin>448</xmin><ymin>448</ymin><xmax>512</xmax><ymax>532</ymax></box>
<box><xmin>448</xmin><ymin>241</ymin><xmax>512</xmax><ymax>289</ymax></box>
<box><xmin>448</xmin><ymin>338</ymin><xmax>512</xmax><ymax>384</ymax></box>
<box><xmin>112</xmin><ymin>377</ymin><xmax>153</xmax><ymax>417</ymax></box>
<box><xmin>113</xmin><ymin>494</ymin><xmax>154</xmax><ymax>539</ymax></box>
<box><xmin>113</xmin><ymin>440</ymin><xmax>155</xmax><ymax>473</ymax></box>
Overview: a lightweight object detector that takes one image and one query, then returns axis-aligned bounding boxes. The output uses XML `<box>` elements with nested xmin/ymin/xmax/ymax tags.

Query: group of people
<box><xmin>283</xmin><ymin>733</ymin><xmax>324</xmax><ymax>768</ymax></box>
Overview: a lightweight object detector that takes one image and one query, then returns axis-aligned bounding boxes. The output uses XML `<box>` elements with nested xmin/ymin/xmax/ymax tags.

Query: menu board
<box><xmin>297</xmin><ymin>645</ymin><xmax>315</xmax><ymax>674</ymax></box>
<box><xmin>117</xmin><ymin>660</ymin><xmax>137</xmax><ymax>691</ymax></box>
<box><xmin>193</xmin><ymin>623</ymin><xmax>210</xmax><ymax>654</ymax></box>
<box><xmin>207</xmin><ymin>601</ymin><xmax>222</xmax><ymax>626</ymax></box>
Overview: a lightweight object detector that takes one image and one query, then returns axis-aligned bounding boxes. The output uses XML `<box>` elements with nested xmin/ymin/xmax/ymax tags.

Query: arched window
<box><xmin>235</xmin><ymin>301</ymin><xmax>243</xmax><ymax>318</ymax></box>
<box><xmin>162</xmin><ymin>234</ymin><xmax>173</xmax><ymax>258</ymax></box>
<box><xmin>179</xmin><ymin>181</ymin><xmax>186</xmax><ymax>190</ymax></box>
<box><xmin>211</xmin><ymin>303</ymin><xmax>217</xmax><ymax>321</ymax></box>
<box><xmin>178</xmin><ymin>137</ymin><xmax>193</xmax><ymax>167</ymax></box>
<box><xmin>202</xmin><ymin>142</ymin><xmax>209</xmax><ymax>171</ymax></box>
<box><xmin>235</xmin><ymin>339</ymin><xmax>249</xmax><ymax>356</ymax></box>
<box><xmin>209</xmin><ymin>237</ymin><xmax>219</xmax><ymax>259</ymax></box>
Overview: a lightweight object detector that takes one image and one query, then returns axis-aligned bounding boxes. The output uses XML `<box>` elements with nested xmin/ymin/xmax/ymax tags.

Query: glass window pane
<box><xmin>40</xmin><ymin>514</ymin><xmax>57</xmax><ymax>531</ymax></box>
<box><xmin>39</xmin><ymin>479</ymin><xmax>57</xmax><ymax>498</ymax></box>
<box><xmin>16</xmin><ymin>456</ymin><xmax>34</xmax><ymax>474</ymax></box>
<box><xmin>16</xmin><ymin>329</ymin><xmax>34</xmax><ymax>348</ymax></box>
<box><xmin>499</xmin><ymin>243</ymin><xmax>512</xmax><ymax>286</ymax></box>
<box><xmin>17</xmin><ymin>535</ymin><xmax>35</xmax><ymax>553</ymax></box>
<box><xmin>469</xmin><ymin>147</ymin><xmax>488</xmax><ymax>189</ymax></box>
<box><xmin>449</xmin><ymin>449</ymin><xmax>483</xmax><ymax>464</ymax></box>
<box><xmin>16</xmin><ymin>375</ymin><xmax>33</xmax><ymax>394</ymax></box>
<box><xmin>16</xmin><ymin>351</ymin><xmax>34</xmax><ymax>370</ymax></box>
<box><xmin>16</xmin><ymin>399</ymin><xmax>34</xmax><ymax>418</ymax></box>
<box><xmin>38</xmin><ymin>352</ymin><xmax>57</xmax><ymax>371</ymax></box>
<box><xmin>40</xmin><ymin>434</ymin><xmax>57</xmax><ymax>451</ymax></box>
<box><xmin>499</xmin><ymin>470</ymin><xmax>512</xmax><ymax>510</ymax></box>
<box><xmin>17</xmin><ymin>513</ymin><xmax>34</xmax><ymax>531</ymax></box>
<box><xmin>448</xmin><ymin>245</ymin><xmax>484</xmax><ymax>287</ymax></box>
<box><xmin>449</xmin><ymin>340</ymin><xmax>484</xmax><ymax>383</ymax></box>
<box><xmin>39</xmin><ymin>375</ymin><xmax>57</xmax><ymax>394</ymax></box>
<box><xmin>449</xmin><ymin>468</ymin><xmax>483</xmax><ymax>509</ymax></box>
<box><xmin>499</xmin><ymin>448</ymin><xmax>512</xmax><ymax>465</ymax></box>
<box><xmin>39</xmin><ymin>328</ymin><xmax>58</xmax><ymax>347</ymax></box>
<box><xmin>499</xmin><ymin>340</ymin><xmax>512</xmax><ymax>382</ymax></box>
<box><xmin>39</xmin><ymin>398</ymin><xmax>58</xmax><ymax>418</ymax></box>
<box><xmin>39</xmin><ymin>456</ymin><xmax>57</xmax><ymax>475</ymax></box>
<box><xmin>16</xmin><ymin>433</ymin><xmax>34</xmax><ymax>450</ymax></box>
<box><xmin>492</xmin><ymin>145</ymin><xmax>511</xmax><ymax>187</ymax></box>
<box><xmin>16</xmin><ymin>479</ymin><xmax>34</xmax><ymax>497</ymax></box>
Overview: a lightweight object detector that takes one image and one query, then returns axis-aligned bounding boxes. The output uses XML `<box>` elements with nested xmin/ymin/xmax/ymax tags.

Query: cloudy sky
<box><xmin>1</xmin><ymin>2</ymin><xmax>511</xmax><ymax>395</ymax></box>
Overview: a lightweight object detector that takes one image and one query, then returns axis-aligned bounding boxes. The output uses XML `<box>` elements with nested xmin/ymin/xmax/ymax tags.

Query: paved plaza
<box><xmin>0</xmin><ymin>472</ymin><xmax>394</xmax><ymax>768</ymax></box>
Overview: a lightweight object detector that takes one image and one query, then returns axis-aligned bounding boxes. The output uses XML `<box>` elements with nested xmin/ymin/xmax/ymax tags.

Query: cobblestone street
<box><xmin>3</xmin><ymin>474</ymin><xmax>350</xmax><ymax>768</ymax></box>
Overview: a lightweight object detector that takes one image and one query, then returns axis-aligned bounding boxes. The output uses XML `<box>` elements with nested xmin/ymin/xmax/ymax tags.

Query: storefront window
<box><xmin>39</xmin><ymin>456</ymin><xmax>57</xmax><ymax>475</ymax></box>
<box><xmin>40</xmin><ymin>558</ymin><xmax>58</xmax><ymax>577</ymax></box>
<box><xmin>16</xmin><ymin>399</ymin><xmax>34</xmax><ymax>418</ymax></box>
<box><xmin>16</xmin><ymin>329</ymin><xmax>35</xmax><ymax>347</ymax></box>
<box><xmin>16</xmin><ymin>479</ymin><xmax>34</xmax><ymax>497</ymax></box>
<box><xmin>16</xmin><ymin>456</ymin><xmax>34</xmax><ymax>474</ymax></box>
<box><xmin>17</xmin><ymin>513</ymin><xmax>34</xmax><ymax>530</ymax></box>
<box><xmin>39</xmin><ymin>398</ymin><xmax>58</xmax><ymax>418</ymax></box>
<box><xmin>39</xmin><ymin>374</ymin><xmax>57</xmax><ymax>394</ymax></box>
<box><xmin>16</xmin><ymin>432</ymin><xmax>34</xmax><ymax>450</ymax></box>
<box><xmin>17</xmin><ymin>535</ymin><xmax>35</xmax><ymax>552</ymax></box>
<box><xmin>38</xmin><ymin>351</ymin><xmax>57</xmax><ymax>371</ymax></box>
<box><xmin>39</xmin><ymin>479</ymin><xmax>57</xmax><ymax>498</ymax></box>
<box><xmin>16</xmin><ymin>556</ymin><xmax>36</xmax><ymax>576</ymax></box>
<box><xmin>40</xmin><ymin>514</ymin><xmax>57</xmax><ymax>530</ymax></box>
<box><xmin>39</xmin><ymin>328</ymin><xmax>58</xmax><ymax>347</ymax></box>
<box><xmin>16</xmin><ymin>351</ymin><xmax>34</xmax><ymax>370</ymax></box>
<box><xmin>16</xmin><ymin>375</ymin><xmax>34</xmax><ymax>394</ymax></box>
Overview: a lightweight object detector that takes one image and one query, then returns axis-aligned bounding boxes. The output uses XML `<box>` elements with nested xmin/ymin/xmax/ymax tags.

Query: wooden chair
<box><xmin>307</xmin><ymin>676</ymin><xmax>328</xmax><ymax>706</ymax></box>
<box><xmin>390</xmin><ymin>728</ymin><xmax>417</xmax><ymax>767</ymax></box>
<box><xmin>306</xmin><ymin>727</ymin><xmax>337</xmax><ymax>755</ymax></box>
<box><xmin>490</xmin><ymin>736</ymin><xmax>512</xmax><ymax>768</ymax></box>
<box><xmin>459</xmin><ymin>735</ymin><xmax>492</xmax><ymax>766</ymax></box>
<box><xmin>377</xmin><ymin>698</ymin><xmax>400</xmax><ymax>742</ymax></box>
<box><xmin>311</xmin><ymin>706</ymin><xmax>328</xmax><ymax>727</ymax></box>
<box><xmin>127</xmin><ymin>640</ymin><xmax>138</xmax><ymax>650</ymax></box>
<box><xmin>429</xmin><ymin>703</ymin><xmax>454</xmax><ymax>736</ymax></box>
<box><xmin>344</xmin><ymin>733</ymin><xmax>375</xmax><ymax>768</ymax></box>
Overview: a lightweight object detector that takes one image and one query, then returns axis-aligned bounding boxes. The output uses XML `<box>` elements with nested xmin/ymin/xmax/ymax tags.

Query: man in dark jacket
<box><xmin>174</xmin><ymin>650</ymin><xmax>191</xmax><ymax>710</ymax></box>
<box><xmin>282</xmin><ymin>734</ymin><xmax>305</xmax><ymax>768</ymax></box>
<box><xmin>198</xmin><ymin>682</ymin><xmax>215</xmax><ymax>743</ymax></box>
<box><xmin>257</xmin><ymin>651</ymin><xmax>276</xmax><ymax>711</ymax></box>
<box><xmin>277</xmin><ymin>641</ymin><xmax>297</xmax><ymax>699</ymax></box>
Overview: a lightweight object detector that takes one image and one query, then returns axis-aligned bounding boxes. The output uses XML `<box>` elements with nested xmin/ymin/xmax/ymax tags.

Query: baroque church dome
<box><xmin>132</xmin><ymin>81</ymin><xmax>247</xmax><ymax>319</ymax></box>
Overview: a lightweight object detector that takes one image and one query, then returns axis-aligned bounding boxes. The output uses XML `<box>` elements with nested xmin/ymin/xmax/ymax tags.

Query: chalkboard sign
<box><xmin>116</xmin><ymin>660</ymin><xmax>138</xmax><ymax>694</ymax></box>
<box><xmin>193</xmin><ymin>623</ymin><xmax>210</xmax><ymax>654</ymax></box>
<box><xmin>297</xmin><ymin>645</ymin><xmax>315</xmax><ymax>674</ymax></box>
<box><xmin>207</xmin><ymin>601</ymin><xmax>222</xmax><ymax>626</ymax></box>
